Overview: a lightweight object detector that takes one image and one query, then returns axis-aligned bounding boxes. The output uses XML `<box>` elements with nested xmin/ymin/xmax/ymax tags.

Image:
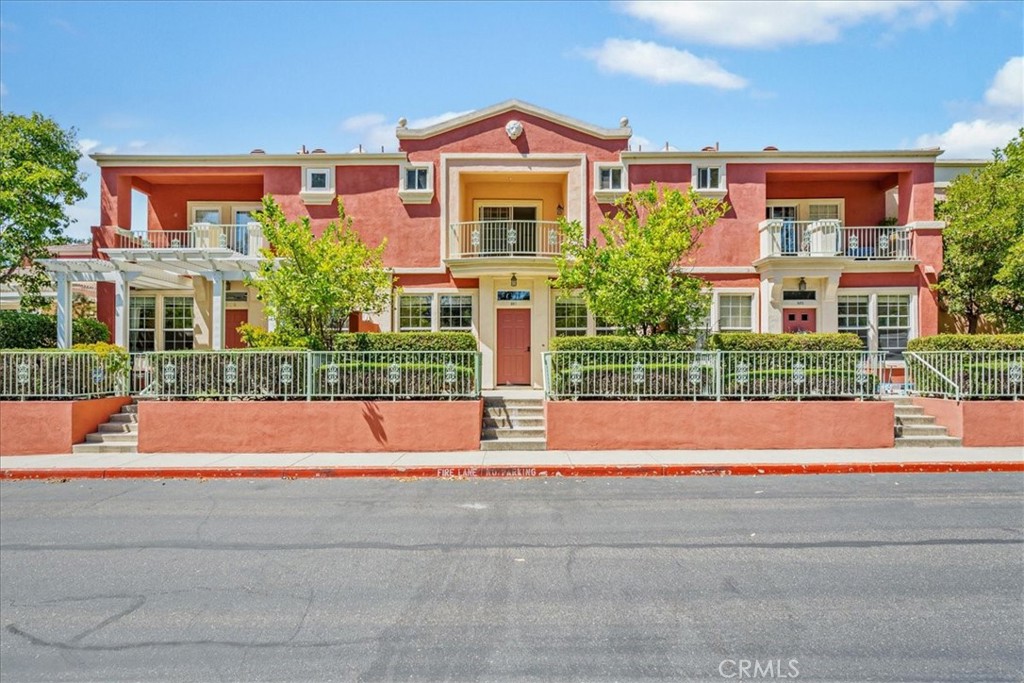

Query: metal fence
<box><xmin>134</xmin><ymin>350</ymin><xmax>482</xmax><ymax>400</ymax></box>
<box><xmin>0</xmin><ymin>351</ymin><xmax>127</xmax><ymax>399</ymax></box>
<box><xmin>543</xmin><ymin>350</ymin><xmax>890</xmax><ymax>400</ymax></box>
<box><xmin>904</xmin><ymin>350</ymin><xmax>1024</xmax><ymax>400</ymax></box>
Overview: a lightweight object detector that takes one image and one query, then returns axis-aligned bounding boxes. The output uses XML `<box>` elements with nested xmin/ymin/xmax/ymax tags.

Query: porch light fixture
<box><xmin>510</xmin><ymin>273</ymin><xmax>518</xmax><ymax>287</ymax></box>
<box><xmin>556</xmin><ymin>204</ymin><xmax>564</xmax><ymax>217</ymax></box>
<box><xmin>798</xmin><ymin>277</ymin><xmax>807</xmax><ymax>292</ymax></box>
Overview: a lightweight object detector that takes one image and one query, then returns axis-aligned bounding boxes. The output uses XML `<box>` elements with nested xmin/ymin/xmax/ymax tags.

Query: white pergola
<box><xmin>40</xmin><ymin>248</ymin><xmax>264</xmax><ymax>349</ymax></box>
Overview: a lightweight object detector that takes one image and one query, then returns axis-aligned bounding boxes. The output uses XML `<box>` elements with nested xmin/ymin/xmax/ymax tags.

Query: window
<box><xmin>593</xmin><ymin>163</ymin><xmax>627</xmax><ymax>201</ymax></box>
<box><xmin>838</xmin><ymin>295</ymin><xmax>870</xmax><ymax>350</ymax></box>
<box><xmin>878</xmin><ymin>294</ymin><xmax>910</xmax><ymax>359</ymax></box>
<box><xmin>307</xmin><ymin>169</ymin><xmax>329</xmax><ymax>190</ymax></box>
<box><xmin>554</xmin><ymin>297</ymin><xmax>588</xmax><ymax>336</ymax></box>
<box><xmin>300</xmin><ymin>167</ymin><xmax>334</xmax><ymax>204</ymax></box>
<box><xmin>129</xmin><ymin>296</ymin><xmax>156</xmax><ymax>353</ymax></box>
<box><xmin>398</xmin><ymin>295</ymin><xmax>432</xmax><ymax>332</ymax></box>
<box><xmin>439</xmin><ymin>295</ymin><xmax>472</xmax><ymax>331</ymax></box>
<box><xmin>718</xmin><ymin>294</ymin><xmax>753</xmax><ymax>331</ymax></box>
<box><xmin>808</xmin><ymin>204</ymin><xmax>840</xmax><ymax>222</ymax></box>
<box><xmin>163</xmin><ymin>297</ymin><xmax>194</xmax><ymax>351</ymax></box>
<box><xmin>696</xmin><ymin>166</ymin><xmax>724</xmax><ymax>190</ymax></box>
<box><xmin>594</xmin><ymin>316</ymin><xmax>618</xmax><ymax>336</ymax></box>
<box><xmin>399</xmin><ymin>164</ymin><xmax>434</xmax><ymax>204</ymax></box>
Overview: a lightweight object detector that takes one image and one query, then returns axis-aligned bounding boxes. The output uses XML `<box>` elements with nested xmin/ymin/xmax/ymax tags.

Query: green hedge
<box><xmin>549</xmin><ymin>334</ymin><xmax>695</xmax><ymax>351</ymax></box>
<box><xmin>331</xmin><ymin>332</ymin><xmax>478</xmax><ymax>352</ymax></box>
<box><xmin>0</xmin><ymin>311</ymin><xmax>109</xmax><ymax>349</ymax></box>
<box><xmin>907</xmin><ymin>334</ymin><xmax>1024</xmax><ymax>351</ymax></box>
<box><xmin>708</xmin><ymin>333</ymin><xmax>864</xmax><ymax>351</ymax></box>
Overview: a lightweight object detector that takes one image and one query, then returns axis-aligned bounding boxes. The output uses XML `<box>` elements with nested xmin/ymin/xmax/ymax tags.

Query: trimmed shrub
<box><xmin>332</xmin><ymin>332</ymin><xmax>478</xmax><ymax>352</ymax></box>
<box><xmin>907</xmin><ymin>334</ymin><xmax>1024</xmax><ymax>351</ymax></box>
<box><xmin>708</xmin><ymin>333</ymin><xmax>864</xmax><ymax>351</ymax></box>
<box><xmin>549</xmin><ymin>334</ymin><xmax>695</xmax><ymax>351</ymax></box>
<box><xmin>0</xmin><ymin>311</ymin><xmax>109</xmax><ymax>349</ymax></box>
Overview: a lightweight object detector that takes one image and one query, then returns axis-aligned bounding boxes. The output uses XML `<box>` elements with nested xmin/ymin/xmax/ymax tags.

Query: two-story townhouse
<box><xmin>42</xmin><ymin>100</ymin><xmax>945</xmax><ymax>389</ymax></box>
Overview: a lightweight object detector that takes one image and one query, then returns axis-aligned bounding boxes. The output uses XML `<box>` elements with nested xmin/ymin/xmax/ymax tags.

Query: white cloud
<box><xmin>916</xmin><ymin>119</ymin><xmax>1020</xmax><ymax>158</ymax></box>
<box><xmin>340</xmin><ymin>110</ymin><xmax>471</xmax><ymax>152</ymax></box>
<box><xmin>582</xmin><ymin>39</ymin><xmax>747</xmax><ymax>89</ymax></box>
<box><xmin>78</xmin><ymin>138</ymin><xmax>101</xmax><ymax>155</ymax></box>
<box><xmin>984</xmin><ymin>56</ymin><xmax>1023</xmax><ymax>110</ymax></box>
<box><xmin>620</xmin><ymin>1</ymin><xmax>965</xmax><ymax>49</ymax></box>
<box><xmin>631</xmin><ymin>134</ymin><xmax>652</xmax><ymax>151</ymax></box>
<box><xmin>0</xmin><ymin>81</ymin><xmax>7</xmax><ymax>97</ymax></box>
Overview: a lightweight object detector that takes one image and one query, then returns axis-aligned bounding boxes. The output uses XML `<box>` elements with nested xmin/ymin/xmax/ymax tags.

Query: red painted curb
<box><xmin>1</xmin><ymin>461</ymin><xmax>1021</xmax><ymax>481</ymax></box>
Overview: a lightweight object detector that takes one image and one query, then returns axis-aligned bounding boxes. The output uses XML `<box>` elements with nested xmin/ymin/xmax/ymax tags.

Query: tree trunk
<box><xmin>967</xmin><ymin>313</ymin><xmax>979</xmax><ymax>334</ymax></box>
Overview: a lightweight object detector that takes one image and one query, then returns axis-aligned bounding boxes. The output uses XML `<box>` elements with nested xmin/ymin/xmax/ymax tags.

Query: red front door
<box><xmin>225</xmin><ymin>309</ymin><xmax>248</xmax><ymax>348</ymax></box>
<box><xmin>497</xmin><ymin>309</ymin><xmax>531</xmax><ymax>385</ymax></box>
<box><xmin>783</xmin><ymin>308</ymin><xmax>816</xmax><ymax>334</ymax></box>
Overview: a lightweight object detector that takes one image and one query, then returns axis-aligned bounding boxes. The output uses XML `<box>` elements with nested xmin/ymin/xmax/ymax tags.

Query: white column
<box><xmin>55</xmin><ymin>273</ymin><xmax>73</xmax><ymax>348</ymax></box>
<box><xmin>113</xmin><ymin>273</ymin><xmax>132</xmax><ymax>348</ymax></box>
<box><xmin>210</xmin><ymin>273</ymin><xmax>225</xmax><ymax>350</ymax></box>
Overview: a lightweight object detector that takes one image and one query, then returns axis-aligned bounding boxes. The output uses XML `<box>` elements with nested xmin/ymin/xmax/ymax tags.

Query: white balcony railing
<box><xmin>449</xmin><ymin>220</ymin><xmax>562</xmax><ymax>259</ymax></box>
<box><xmin>758</xmin><ymin>221</ymin><xmax>913</xmax><ymax>260</ymax></box>
<box><xmin>114</xmin><ymin>223</ymin><xmax>265</xmax><ymax>257</ymax></box>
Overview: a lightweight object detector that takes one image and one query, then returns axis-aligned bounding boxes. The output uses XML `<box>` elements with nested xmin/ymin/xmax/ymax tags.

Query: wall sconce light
<box><xmin>798</xmin><ymin>277</ymin><xmax>807</xmax><ymax>292</ymax></box>
<box><xmin>556</xmin><ymin>204</ymin><xmax>564</xmax><ymax>217</ymax></box>
<box><xmin>510</xmin><ymin>273</ymin><xmax>518</xmax><ymax>287</ymax></box>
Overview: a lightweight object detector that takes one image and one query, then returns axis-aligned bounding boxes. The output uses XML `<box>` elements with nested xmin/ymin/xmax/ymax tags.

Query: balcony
<box><xmin>446</xmin><ymin>220</ymin><xmax>564</xmax><ymax>276</ymax></box>
<box><xmin>113</xmin><ymin>223</ymin><xmax>265</xmax><ymax>258</ymax></box>
<box><xmin>758</xmin><ymin>220</ymin><xmax>914</xmax><ymax>261</ymax></box>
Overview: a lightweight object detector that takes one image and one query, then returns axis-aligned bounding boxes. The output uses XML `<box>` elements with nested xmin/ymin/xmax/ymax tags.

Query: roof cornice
<box><xmin>91</xmin><ymin>153</ymin><xmax>409</xmax><ymax>168</ymax></box>
<box><xmin>396</xmin><ymin>99</ymin><xmax>632</xmax><ymax>141</ymax></box>
<box><xmin>621</xmin><ymin>149</ymin><xmax>944</xmax><ymax>164</ymax></box>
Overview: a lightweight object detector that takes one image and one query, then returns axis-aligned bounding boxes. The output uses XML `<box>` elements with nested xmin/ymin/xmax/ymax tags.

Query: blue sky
<box><xmin>1</xmin><ymin>0</ymin><xmax>1022</xmax><ymax>239</ymax></box>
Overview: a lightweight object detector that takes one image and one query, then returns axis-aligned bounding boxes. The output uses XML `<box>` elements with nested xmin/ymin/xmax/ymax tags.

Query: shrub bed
<box><xmin>708</xmin><ymin>332</ymin><xmax>864</xmax><ymax>351</ymax></box>
<box><xmin>0</xmin><ymin>344</ymin><xmax>128</xmax><ymax>399</ymax></box>
<box><xmin>907</xmin><ymin>334</ymin><xmax>1024</xmax><ymax>351</ymax></box>
<box><xmin>0</xmin><ymin>311</ymin><xmax>109</xmax><ymax>349</ymax></box>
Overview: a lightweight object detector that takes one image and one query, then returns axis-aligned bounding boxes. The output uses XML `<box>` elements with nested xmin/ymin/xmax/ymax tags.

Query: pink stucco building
<box><xmin>45</xmin><ymin>100</ymin><xmax>945</xmax><ymax>389</ymax></box>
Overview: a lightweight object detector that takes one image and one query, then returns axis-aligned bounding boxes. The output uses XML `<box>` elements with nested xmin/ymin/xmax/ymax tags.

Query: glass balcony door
<box><xmin>478</xmin><ymin>206</ymin><xmax>538</xmax><ymax>255</ymax></box>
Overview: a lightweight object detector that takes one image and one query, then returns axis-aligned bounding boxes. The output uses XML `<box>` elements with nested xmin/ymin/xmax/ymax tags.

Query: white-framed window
<box><xmin>554</xmin><ymin>297</ymin><xmax>588</xmax><ymax>337</ymax></box>
<box><xmin>765</xmin><ymin>199</ymin><xmax>844</xmax><ymax>223</ymax></box>
<box><xmin>695</xmin><ymin>165</ymin><xmax>726</xmax><ymax>192</ymax></box>
<box><xmin>837</xmin><ymin>290</ymin><xmax>915</xmax><ymax>359</ymax></box>
<box><xmin>163</xmin><ymin>296</ymin><xmax>195</xmax><ymax>351</ymax></box>
<box><xmin>129</xmin><ymin>296</ymin><xmax>157</xmax><ymax>353</ymax></box>
<box><xmin>593</xmin><ymin>163</ymin><xmax>627</xmax><ymax>202</ymax></box>
<box><xmin>398</xmin><ymin>163</ymin><xmax>434</xmax><ymax>204</ymax></box>
<box><xmin>439</xmin><ymin>295</ymin><xmax>472</xmax><ymax>331</ymax></box>
<box><xmin>300</xmin><ymin>167</ymin><xmax>335</xmax><ymax>204</ymax></box>
<box><xmin>717</xmin><ymin>293</ymin><xmax>754</xmax><ymax>332</ymax></box>
<box><xmin>396</xmin><ymin>292</ymin><xmax>476</xmax><ymax>332</ymax></box>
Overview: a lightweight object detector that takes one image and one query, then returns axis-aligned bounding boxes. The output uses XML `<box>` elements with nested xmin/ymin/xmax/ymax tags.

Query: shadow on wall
<box><xmin>362</xmin><ymin>401</ymin><xmax>387</xmax><ymax>445</ymax></box>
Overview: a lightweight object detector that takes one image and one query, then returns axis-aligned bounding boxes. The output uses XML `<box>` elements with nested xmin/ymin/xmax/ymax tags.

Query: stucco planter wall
<box><xmin>0</xmin><ymin>397</ymin><xmax>132</xmax><ymax>455</ymax></box>
<box><xmin>545</xmin><ymin>400</ymin><xmax>894</xmax><ymax>450</ymax></box>
<box><xmin>912</xmin><ymin>398</ymin><xmax>1024</xmax><ymax>447</ymax></box>
<box><xmin>137</xmin><ymin>400</ymin><xmax>483</xmax><ymax>453</ymax></box>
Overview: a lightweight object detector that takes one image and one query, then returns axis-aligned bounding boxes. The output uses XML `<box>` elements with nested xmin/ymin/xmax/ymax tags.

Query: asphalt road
<box><xmin>1</xmin><ymin>474</ymin><xmax>1021</xmax><ymax>682</ymax></box>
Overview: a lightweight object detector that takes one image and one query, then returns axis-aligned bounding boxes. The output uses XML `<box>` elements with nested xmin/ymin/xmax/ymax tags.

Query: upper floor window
<box><xmin>593</xmin><ymin>163</ymin><xmax>627</xmax><ymax>202</ymax></box>
<box><xmin>695</xmin><ymin>165</ymin><xmax>726</xmax><ymax>193</ymax></box>
<box><xmin>300</xmin><ymin>167</ymin><xmax>335</xmax><ymax>205</ymax></box>
<box><xmin>398</xmin><ymin>163</ymin><xmax>434</xmax><ymax>204</ymax></box>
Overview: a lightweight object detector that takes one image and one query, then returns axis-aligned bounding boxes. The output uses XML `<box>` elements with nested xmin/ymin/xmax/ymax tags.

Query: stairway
<box><xmin>481</xmin><ymin>395</ymin><xmax>546</xmax><ymax>451</ymax></box>
<box><xmin>73</xmin><ymin>401</ymin><xmax>139</xmax><ymax>454</ymax></box>
<box><xmin>888</xmin><ymin>397</ymin><xmax>962</xmax><ymax>447</ymax></box>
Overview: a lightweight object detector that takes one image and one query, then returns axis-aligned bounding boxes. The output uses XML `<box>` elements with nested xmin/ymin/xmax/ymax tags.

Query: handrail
<box><xmin>904</xmin><ymin>351</ymin><xmax>961</xmax><ymax>401</ymax></box>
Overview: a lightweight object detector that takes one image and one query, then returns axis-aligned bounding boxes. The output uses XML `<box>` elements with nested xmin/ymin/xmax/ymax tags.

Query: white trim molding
<box><xmin>593</xmin><ymin>162</ymin><xmax>627</xmax><ymax>203</ymax></box>
<box><xmin>299</xmin><ymin>166</ymin><xmax>335</xmax><ymax>205</ymax></box>
<box><xmin>398</xmin><ymin>162</ymin><xmax>435</xmax><ymax>204</ymax></box>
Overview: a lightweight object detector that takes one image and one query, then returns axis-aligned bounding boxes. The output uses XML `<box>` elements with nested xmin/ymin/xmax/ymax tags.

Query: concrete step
<box><xmin>483</xmin><ymin>416</ymin><xmax>546</xmax><ymax>429</ymax></box>
<box><xmin>108</xmin><ymin>413</ymin><xmax>138</xmax><ymax>424</ymax></box>
<box><xmin>85</xmin><ymin>432</ymin><xmax>138</xmax><ymax>444</ymax></box>
<box><xmin>893</xmin><ymin>405</ymin><xmax>926</xmax><ymax>416</ymax></box>
<box><xmin>483</xmin><ymin>398</ymin><xmax>544</xmax><ymax>409</ymax></box>
<box><xmin>898</xmin><ymin>424</ymin><xmax>951</xmax><ymax>437</ymax></box>
<box><xmin>480</xmin><ymin>437</ymin><xmax>547</xmax><ymax>451</ymax></box>
<box><xmin>894</xmin><ymin>415</ymin><xmax>936</xmax><ymax>426</ymax></box>
<box><xmin>482</xmin><ymin>427</ymin><xmax>547</xmax><ymax>440</ymax></box>
<box><xmin>72</xmin><ymin>442</ymin><xmax>138</xmax><ymax>454</ymax></box>
<box><xmin>895</xmin><ymin>435</ymin><xmax>963</xmax><ymax>448</ymax></box>
<box><xmin>98</xmin><ymin>422</ymin><xmax>138</xmax><ymax>434</ymax></box>
<box><xmin>885</xmin><ymin>397</ymin><xmax>916</xmax><ymax>406</ymax></box>
<box><xmin>120</xmin><ymin>404</ymin><xmax>138</xmax><ymax>414</ymax></box>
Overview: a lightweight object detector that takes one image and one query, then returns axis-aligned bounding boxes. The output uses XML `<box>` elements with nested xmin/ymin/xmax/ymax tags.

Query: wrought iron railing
<box><xmin>904</xmin><ymin>350</ymin><xmax>1024</xmax><ymax>400</ymax></box>
<box><xmin>759</xmin><ymin>221</ymin><xmax>913</xmax><ymax>260</ymax></box>
<box><xmin>543</xmin><ymin>350</ymin><xmax>889</xmax><ymax>400</ymax></box>
<box><xmin>114</xmin><ymin>223</ymin><xmax>265</xmax><ymax>256</ymax></box>
<box><xmin>133</xmin><ymin>350</ymin><xmax>482</xmax><ymax>400</ymax></box>
<box><xmin>0</xmin><ymin>350</ymin><xmax>128</xmax><ymax>399</ymax></box>
<box><xmin>449</xmin><ymin>220</ymin><xmax>562</xmax><ymax>258</ymax></box>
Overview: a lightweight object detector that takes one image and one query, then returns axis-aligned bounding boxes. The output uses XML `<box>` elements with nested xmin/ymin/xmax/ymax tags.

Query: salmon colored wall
<box><xmin>913</xmin><ymin>398</ymin><xmax>1024</xmax><ymax>446</ymax></box>
<box><xmin>138</xmin><ymin>400</ymin><xmax>483</xmax><ymax>453</ymax></box>
<box><xmin>147</xmin><ymin>183</ymin><xmax>263</xmax><ymax>230</ymax></box>
<box><xmin>838</xmin><ymin>270</ymin><xmax>940</xmax><ymax>337</ymax></box>
<box><xmin>767</xmin><ymin>179</ymin><xmax>884</xmax><ymax>226</ymax></box>
<box><xmin>396</xmin><ymin>274</ymin><xmax>478</xmax><ymax>289</ymax></box>
<box><xmin>689</xmin><ymin>164</ymin><xmax>765</xmax><ymax>267</ymax></box>
<box><xmin>546</xmin><ymin>401</ymin><xmax>894</xmax><ymax>450</ymax></box>
<box><xmin>460</xmin><ymin>179</ymin><xmax>565</xmax><ymax>222</ymax></box>
<box><xmin>0</xmin><ymin>398</ymin><xmax>131</xmax><ymax>455</ymax></box>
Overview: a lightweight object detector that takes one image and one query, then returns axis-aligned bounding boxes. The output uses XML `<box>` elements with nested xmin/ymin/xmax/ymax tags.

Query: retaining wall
<box><xmin>912</xmin><ymin>398</ymin><xmax>1024</xmax><ymax>447</ymax></box>
<box><xmin>0</xmin><ymin>397</ymin><xmax>132</xmax><ymax>455</ymax></box>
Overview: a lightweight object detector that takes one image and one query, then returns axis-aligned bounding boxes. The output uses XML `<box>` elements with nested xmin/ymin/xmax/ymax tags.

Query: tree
<box><xmin>937</xmin><ymin>129</ymin><xmax>1024</xmax><ymax>333</ymax></box>
<box><xmin>553</xmin><ymin>183</ymin><xmax>728</xmax><ymax>336</ymax></box>
<box><xmin>0</xmin><ymin>112</ymin><xmax>87</xmax><ymax>311</ymax></box>
<box><xmin>244</xmin><ymin>195</ymin><xmax>394</xmax><ymax>349</ymax></box>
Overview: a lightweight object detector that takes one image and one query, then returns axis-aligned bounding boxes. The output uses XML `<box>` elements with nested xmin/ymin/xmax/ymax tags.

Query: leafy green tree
<box><xmin>937</xmin><ymin>129</ymin><xmax>1024</xmax><ymax>333</ymax></box>
<box><xmin>245</xmin><ymin>196</ymin><xmax>394</xmax><ymax>349</ymax></box>
<box><xmin>553</xmin><ymin>183</ymin><xmax>728</xmax><ymax>336</ymax></box>
<box><xmin>0</xmin><ymin>112</ymin><xmax>87</xmax><ymax>311</ymax></box>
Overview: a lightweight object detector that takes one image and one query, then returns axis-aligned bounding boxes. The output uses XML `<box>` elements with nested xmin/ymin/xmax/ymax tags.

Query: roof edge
<box><xmin>91</xmin><ymin>153</ymin><xmax>409</xmax><ymax>168</ymax></box>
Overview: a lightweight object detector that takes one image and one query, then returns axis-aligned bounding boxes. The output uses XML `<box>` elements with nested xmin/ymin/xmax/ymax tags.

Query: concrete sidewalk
<box><xmin>1</xmin><ymin>447</ymin><xmax>1021</xmax><ymax>480</ymax></box>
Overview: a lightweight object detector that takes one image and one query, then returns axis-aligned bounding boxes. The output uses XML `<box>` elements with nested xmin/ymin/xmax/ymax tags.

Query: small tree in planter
<box><xmin>553</xmin><ymin>183</ymin><xmax>727</xmax><ymax>336</ymax></box>
<box><xmin>244</xmin><ymin>196</ymin><xmax>393</xmax><ymax>350</ymax></box>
